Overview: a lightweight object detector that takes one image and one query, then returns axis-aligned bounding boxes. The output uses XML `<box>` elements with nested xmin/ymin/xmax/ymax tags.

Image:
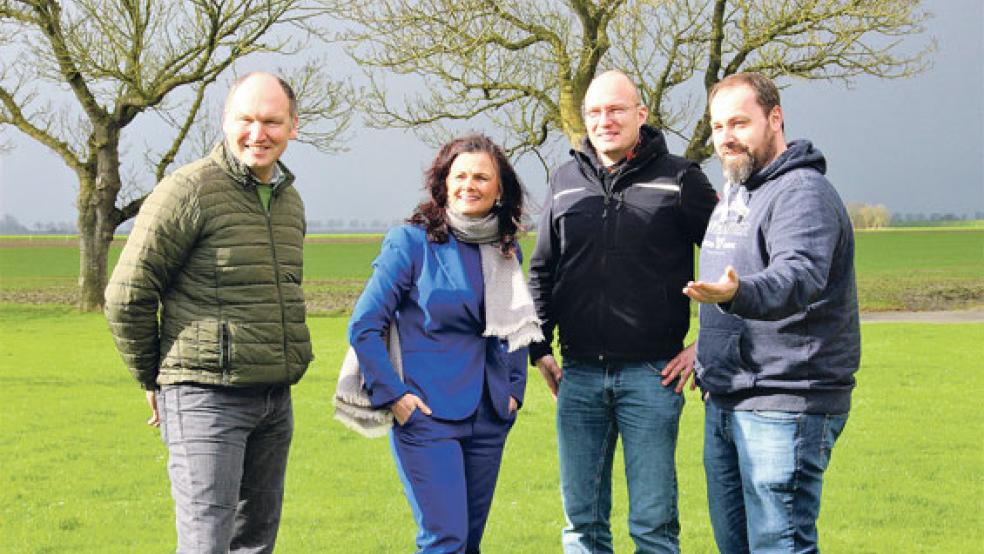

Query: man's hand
<box><xmin>509</xmin><ymin>396</ymin><xmax>519</xmax><ymax>414</ymax></box>
<box><xmin>391</xmin><ymin>393</ymin><xmax>432</xmax><ymax>425</ymax></box>
<box><xmin>683</xmin><ymin>265</ymin><xmax>740</xmax><ymax>304</ymax></box>
<box><xmin>535</xmin><ymin>355</ymin><xmax>563</xmax><ymax>400</ymax></box>
<box><xmin>661</xmin><ymin>343</ymin><xmax>698</xmax><ymax>394</ymax></box>
<box><xmin>145</xmin><ymin>389</ymin><xmax>161</xmax><ymax>427</ymax></box>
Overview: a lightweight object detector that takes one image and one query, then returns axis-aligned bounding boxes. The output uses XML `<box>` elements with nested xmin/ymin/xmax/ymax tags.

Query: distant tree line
<box><xmin>307</xmin><ymin>218</ymin><xmax>407</xmax><ymax>233</ymax></box>
<box><xmin>891</xmin><ymin>211</ymin><xmax>984</xmax><ymax>225</ymax></box>
<box><xmin>1</xmin><ymin>214</ymin><xmax>545</xmax><ymax>235</ymax></box>
<box><xmin>0</xmin><ymin>214</ymin><xmax>76</xmax><ymax>234</ymax></box>
<box><xmin>842</xmin><ymin>205</ymin><xmax>984</xmax><ymax>230</ymax></box>
<box><xmin>4</xmin><ymin>210</ymin><xmax>982</xmax><ymax>236</ymax></box>
<box><xmin>847</xmin><ymin>203</ymin><xmax>891</xmax><ymax>229</ymax></box>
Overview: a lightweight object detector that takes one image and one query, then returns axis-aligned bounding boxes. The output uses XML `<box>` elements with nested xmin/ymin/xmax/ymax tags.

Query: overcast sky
<box><xmin>1</xmin><ymin>0</ymin><xmax>981</xmax><ymax>226</ymax></box>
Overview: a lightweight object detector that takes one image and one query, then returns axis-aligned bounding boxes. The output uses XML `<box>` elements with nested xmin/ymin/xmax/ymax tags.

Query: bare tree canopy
<box><xmin>323</xmin><ymin>0</ymin><xmax>931</xmax><ymax>160</ymax></box>
<box><xmin>0</xmin><ymin>0</ymin><xmax>351</xmax><ymax>311</ymax></box>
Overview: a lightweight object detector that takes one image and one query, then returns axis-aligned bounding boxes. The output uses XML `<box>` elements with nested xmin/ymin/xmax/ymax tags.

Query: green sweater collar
<box><xmin>211</xmin><ymin>141</ymin><xmax>295</xmax><ymax>192</ymax></box>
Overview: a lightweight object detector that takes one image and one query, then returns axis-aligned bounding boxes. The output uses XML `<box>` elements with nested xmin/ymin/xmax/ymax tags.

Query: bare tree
<box><xmin>847</xmin><ymin>202</ymin><xmax>891</xmax><ymax>229</ymax></box>
<box><xmin>0</xmin><ymin>1</ymin><xmax>350</xmax><ymax>311</ymax></box>
<box><xmin>324</xmin><ymin>0</ymin><xmax>625</xmax><ymax>157</ymax></box>
<box><xmin>624</xmin><ymin>0</ymin><xmax>933</xmax><ymax>160</ymax></box>
<box><xmin>324</xmin><ymin>0</ymin><xmax>930</xmax><ymax>160</ymax></box>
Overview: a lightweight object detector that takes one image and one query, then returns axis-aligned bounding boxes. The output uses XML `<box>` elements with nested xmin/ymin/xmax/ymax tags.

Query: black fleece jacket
<box><xmin>528</xmin><ymin>125</ymin><xmax>718</xmax><ymax>364</ymax></box>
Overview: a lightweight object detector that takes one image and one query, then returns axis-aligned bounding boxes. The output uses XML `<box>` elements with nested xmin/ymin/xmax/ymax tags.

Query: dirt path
<box><xmin>861</xmin><ymin>308</ymin><xmax>984</xmax><ymax>323</ymax></box>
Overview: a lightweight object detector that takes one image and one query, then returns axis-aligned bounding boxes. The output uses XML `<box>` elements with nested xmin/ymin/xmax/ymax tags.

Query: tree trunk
<box><xmin>558</xmin><ymin>82</ymin><xmax>586</xmax><ymax>150</ymax></box>
<box><xmin>684</xmin><ymin>111</ymin><xmax>715</xmax><ymax>162</ymax></box>
<box><xmin>77</xmin><ymin>201</ymin><xmax>115</xmax><ymax>311</ymax></box>
<box><xmin>76</xmin><ymin>128</ymin><xmax>124</xmax><ymax>312</ymax></box>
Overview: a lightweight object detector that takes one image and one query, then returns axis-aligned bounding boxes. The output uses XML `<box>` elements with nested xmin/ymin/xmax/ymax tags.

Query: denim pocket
<box><xmin>643</xmin><ymin>360</ymin><xmax>668</xmax><ymax>374</ymax></box>
<box><xmin>820</xmin><ymin>413</ymin><xmax>849</xmax><ymax>461</ymax></box>
<box><xmin>751</xmin><ymin>410</ymin><xmax>800</xmax><ymax>422</ymax></box>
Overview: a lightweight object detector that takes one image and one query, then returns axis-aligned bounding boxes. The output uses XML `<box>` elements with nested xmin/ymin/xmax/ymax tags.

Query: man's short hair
<box><xmin>581</xmin><ymin>69</ymin><xmax>643</xmax><ymax>115</ymax></box>
<box><xmin>709</xmin><ymin>72</ymin><xmax>781</xmax><ymax>118</ymax></box>
<box><xmin>225</xmin><ymin>72</ymin><xmax>298</xmax><ymax>120</ymax></box>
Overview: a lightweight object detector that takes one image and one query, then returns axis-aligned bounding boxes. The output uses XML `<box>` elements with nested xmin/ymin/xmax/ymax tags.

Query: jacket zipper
<box><xmin>598</xmin><ymin>172</ymin><xmax>613</xmax><ymax>363</ymax></box>
<box><xmin>261</xmin><ymin>189</ymin><xmax>291</xmax><ymax>384</ymax></box>
<box><xmin>220</xmin><ymin>322</ymin><xmax>231</xmax><ymax>370</ymax></box>
<box><xmin>597</xmin><ymin>165</ymin><xmax>639</xmax><ymax>363</ymax></box>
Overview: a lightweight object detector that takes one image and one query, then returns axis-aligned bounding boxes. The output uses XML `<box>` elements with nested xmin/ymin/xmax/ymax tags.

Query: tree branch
<box><xmin>154</xmin><ymin>77</ymin><xmax>211</xmax><ymax>182</ymax></box>
<box><xmin>30</xmin><ymin>0</ymin><xmax>108</xmax><ymax>126</ymax></box>
<box><xmin>0</xmin><ymin>82</ymin><xmax>84</xmax><ymax>173</ymax></box>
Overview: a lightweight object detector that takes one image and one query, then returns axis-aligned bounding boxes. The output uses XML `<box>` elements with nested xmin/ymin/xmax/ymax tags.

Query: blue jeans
<box><xmin>703</xmin><ymin>401</ymin><xmax>848</xmax><ymax>554</ymax></box>
<box><xmin>158</xmin><ymin>384</ymin><xmax>293</xmax><ymax>554</ymax></box>
<box><xmin>557</xmin><ymin>360</ymin><xmax>684</xmax><ymax>554</ymax></box>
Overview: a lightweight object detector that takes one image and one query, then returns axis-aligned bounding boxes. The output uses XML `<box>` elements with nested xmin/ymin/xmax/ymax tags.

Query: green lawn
<box><xmin>1</xmin><ymin>305</ymin><xmax>981</xmax><ymax>552</ymax></box>
<box><xmin>2</xmin><ymin>230</ymin><xmax>981</xmax><ymax>312</ymax></box>
<box><xmin>1</xmin><ymin>229</ymin><xmax>981</xmax><ymax>551</ymax></box>
<box><xmin>853</xmin><ymin>229</ymin><xmax>984</xmax><ymax>310</ymax></box>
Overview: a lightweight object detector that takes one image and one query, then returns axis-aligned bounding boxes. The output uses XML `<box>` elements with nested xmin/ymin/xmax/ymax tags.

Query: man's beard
<box><xmin>720</xmin><ymin>140</ymin><xmax>776</xmax><ymax>185</ymax></box>
<box><xmin>722</xmin><ymin>149</ymin><xmax>755</xmax><ymax>185</ymax></box>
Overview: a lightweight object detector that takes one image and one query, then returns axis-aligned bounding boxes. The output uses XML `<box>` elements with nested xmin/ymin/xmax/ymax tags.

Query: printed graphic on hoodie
<box><xmin>703</xmin><ymin>181</ymin><xmax>751</xmax><ymax>253</ymax></box>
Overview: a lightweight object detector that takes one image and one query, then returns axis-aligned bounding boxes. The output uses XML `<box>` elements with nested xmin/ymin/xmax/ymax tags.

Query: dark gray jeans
<box><xmin>158</xmin><ymin>384</ymin><xmax>293</xmax><ymax>554</ymax></box>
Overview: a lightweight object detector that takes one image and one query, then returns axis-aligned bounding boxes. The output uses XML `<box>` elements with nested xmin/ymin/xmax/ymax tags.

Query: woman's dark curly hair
<box><xmin>408</xmin><ymin>133</ymin><xmax>526</xmax><ymax>255</ymax></box>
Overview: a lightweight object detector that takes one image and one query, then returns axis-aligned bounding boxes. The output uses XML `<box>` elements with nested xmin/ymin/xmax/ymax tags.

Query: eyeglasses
<box><xmin>583</xmin><ymin>104</ymin><xmax>640</xmax><ymax>121</ymax></box>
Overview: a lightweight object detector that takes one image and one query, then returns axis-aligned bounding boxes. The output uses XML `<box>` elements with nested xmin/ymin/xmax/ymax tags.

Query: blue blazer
<box><xmin>348</xmin><ymin>225</ymin><xmax>528</xmax><ymax>421</ymax></box>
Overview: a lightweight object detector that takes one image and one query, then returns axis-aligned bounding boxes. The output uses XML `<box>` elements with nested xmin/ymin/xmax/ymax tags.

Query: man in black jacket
<box><xmin>529</xmin><ymin>70</ymin><xmax>717</xmax><ymax>553</ymax></box>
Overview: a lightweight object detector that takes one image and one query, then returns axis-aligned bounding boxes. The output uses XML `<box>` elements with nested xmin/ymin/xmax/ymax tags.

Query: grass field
<box><xmin>0</xmin><ymin>305</ymin><xmax>981</xmax><ymax>552</ymax></box>
<box><xmin>1</xmin><ymin>229</ymin><xmax>982</xmax><ymax>552</ymax></box>
<box><xmin>853</xmin><ymin>229</ymin><xmax>984</xmax><ymax>311</ymax></box>
<box><xmin>2</xmin><ymin>229</ymin><xmax>982</xmax><ymax>313</ymax></box>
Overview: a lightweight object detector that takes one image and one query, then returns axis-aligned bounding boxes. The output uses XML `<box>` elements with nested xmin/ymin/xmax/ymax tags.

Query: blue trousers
<box><xmin>158</xmin><ymin>384</ymin><xmax>293</xmax><ymax>554</ymax></box>
<box><xmin>703</xmin><ymin>401</ymin><xmax>848</xmax><ymax>554</ymax></box>
<box><xmin>557</xmin><ymin>360</ymin><xmax>684</xmax><ymax>554</ymax></box>
<box><xmin>390</xmin><ymin>388</ymin><xmax>515</xmax><ymax>554</ymax></box>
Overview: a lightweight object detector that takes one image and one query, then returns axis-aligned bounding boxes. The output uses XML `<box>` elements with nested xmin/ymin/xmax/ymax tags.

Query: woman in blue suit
<box><xmin>349</xmin><ymin>134</ymin><xmax>541</xmax><ymax>553</ymax></box>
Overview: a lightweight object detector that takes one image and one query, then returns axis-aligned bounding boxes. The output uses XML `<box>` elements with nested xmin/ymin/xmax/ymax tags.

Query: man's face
<box><xmin>710</xmin><ymin>84</ymin><xmax>782</xmax><ymax>184</ymax></box>
<box><xmin>582</xmin><ymin>75</ymin><xmax>648</xmax><ymax>166</ymax></box>
<box><xmin>222</xmin><ymin>74</ymin><xmax>298</xmax><ymax>183</ymax></box>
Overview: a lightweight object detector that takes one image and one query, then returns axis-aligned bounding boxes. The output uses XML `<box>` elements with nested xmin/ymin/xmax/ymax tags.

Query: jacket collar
<box><xmin>572</xmin><ymin>124</ymin><xmax>670</xmax><ymax>180</ymax></box>
<box><xmin>210</xmin><ymin>141</ymin><xmax>296</xmax><ymax>192</ymax></box>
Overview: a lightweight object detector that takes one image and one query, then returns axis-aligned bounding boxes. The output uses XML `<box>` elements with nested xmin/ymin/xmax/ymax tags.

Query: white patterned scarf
<box><xmin>446</xmin><ymin>207</ymin><xmax>543</xmax><ymax>352</ymax></box>
<box><xmin>333</xmin><ymin>327</ymin><xmax>401</xmax><ymax>438</ymax></box>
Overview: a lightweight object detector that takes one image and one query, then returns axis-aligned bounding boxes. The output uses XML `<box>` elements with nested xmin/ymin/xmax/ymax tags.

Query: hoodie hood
<box><xmin>573</xmin><ymin>124</ymin><xmax>670</xmax><ymax>173</ymax></box>
<box><xmin>745</xmin><ymin>139</ymin><xmax>826</xmax><ymax>191</ymax></box>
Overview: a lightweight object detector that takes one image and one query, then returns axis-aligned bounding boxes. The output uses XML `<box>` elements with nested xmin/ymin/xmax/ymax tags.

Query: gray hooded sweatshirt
<box><xmin>695</xmin><ymin>140</ymin><xmax>860</xmax><ymax>414</ymax></box>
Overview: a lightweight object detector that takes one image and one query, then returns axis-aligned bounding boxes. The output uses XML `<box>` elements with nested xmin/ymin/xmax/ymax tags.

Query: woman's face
<box><xmin>446</xmin><ymin>151</ymin><xmax>500</xmax><ymax>217</ymax></box>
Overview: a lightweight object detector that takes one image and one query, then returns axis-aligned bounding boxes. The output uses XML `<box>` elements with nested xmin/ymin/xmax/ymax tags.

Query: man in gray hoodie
<box><xmin>684</xmin><ymin>72</ymin><xmax>860</xmax><ymax>553</ymax></box>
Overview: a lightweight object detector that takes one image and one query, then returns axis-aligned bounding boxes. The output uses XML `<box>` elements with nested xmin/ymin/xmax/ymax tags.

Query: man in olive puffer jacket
<box><xmin>105</xmin><ymin>72</ymin><xmax>312</xmax><ymax>553</ymax></box>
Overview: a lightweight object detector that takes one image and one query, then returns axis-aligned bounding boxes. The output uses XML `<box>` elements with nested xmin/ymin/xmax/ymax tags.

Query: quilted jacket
<box><xmin>105</xmin><ymin>142</ymin><xmax>312</xmax><ymax>389</ymax></box>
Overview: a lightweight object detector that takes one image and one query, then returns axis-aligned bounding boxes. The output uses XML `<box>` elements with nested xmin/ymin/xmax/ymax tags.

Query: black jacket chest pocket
<box><xmin>612</xmin><ymin>181</ymin><xmax>680</xmax><ymax>253</ymax></box>
<box><xmin>621</xmin><ymin>183</ymin><xmax>679</xmax><ymax>216</ymax></box>
<box><xmin>555</xmin><ymin>194</ymin><xmax>603</xmax><ymax>250</ymax></box>
<box><xmin>612</xmin><ymin>184</ymin><xmax>679</xmax><ymax>249</ymax></box>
